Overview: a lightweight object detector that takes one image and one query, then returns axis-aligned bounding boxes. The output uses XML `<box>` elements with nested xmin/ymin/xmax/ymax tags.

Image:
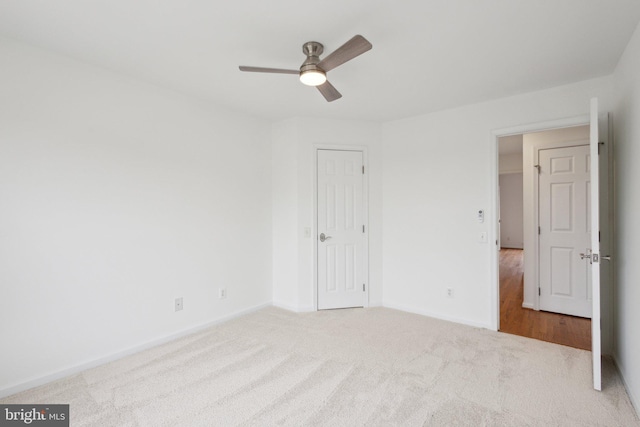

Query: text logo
<box><xmin>1</xmin><ymin>405</ymin><xmax>69</xmax><ymax>426</ymax></box>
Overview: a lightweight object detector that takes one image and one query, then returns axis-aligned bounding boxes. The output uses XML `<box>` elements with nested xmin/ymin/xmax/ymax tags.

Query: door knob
<box><xmin>601</xmin><ymin>255</ymin><xmax>611</xmax><ymax>261</ymax></box>
<box><xmin>319</xmin><ymin>233</ymin><xmax>332</xmax><ymax>242</ymax></box>
<box><xmin>579</xmin><ymin>253</ymin><xmax>591</xmax><ymax>260</ymax></box>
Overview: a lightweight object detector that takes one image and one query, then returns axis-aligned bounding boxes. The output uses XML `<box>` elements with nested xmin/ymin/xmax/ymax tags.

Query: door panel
<box><xmin>589</xmin><ymin>98</ymin><xmax>602</xmax><ymax>391</ymax></box>
<box><xmin>317</xmin><ymin>150</ymin><xmax>366</xmax><ymax>309</ymax></box>
<box><xmin>539</xmin><ymin>144</ymin><xmax>592</xmax><ymax>318</ymax></box>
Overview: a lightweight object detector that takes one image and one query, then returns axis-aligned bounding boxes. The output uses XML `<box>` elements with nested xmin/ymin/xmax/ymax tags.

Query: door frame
<box><xmin>492</xmin><ymin>114</ymin><xmax>613</xmax><ymax>339</ymax></box>
<box><xmin>491</xmin><ymin>115</ymin><xmax>590</xmax><ymax>331</ymax></box>
<box><xmin>312</xmin><ymin>145</ymin><xmax>369</xmax><ymax>311</ymax></box>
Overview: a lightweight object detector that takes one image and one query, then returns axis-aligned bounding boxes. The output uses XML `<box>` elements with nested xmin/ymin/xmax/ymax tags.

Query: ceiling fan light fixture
<box><xmin>239</xmin><ymin>35</ymin><xmax>372</xmax><ymax>101</ymax></box>
<box><xmin>299</xmin><ymin>69</ymin><xmax>326</xmax><ymax>86</ymax></box>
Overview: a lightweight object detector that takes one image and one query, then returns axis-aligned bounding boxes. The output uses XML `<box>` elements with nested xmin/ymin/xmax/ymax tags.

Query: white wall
<box><xmin>0</xmin><ymin>38</ymin><xmax>272</xmax><ymax>395</ymax></box>
<box><xmin>271</xmin><ymin>120</ymin><xmax>299</xmax><ymax>309</ymax></box>
<box><xmin>381</xmin><ymin>76</ymin><xmax>613</xmax><ymax>329</ymax></box>
<box><xmin>271</xmin><ymin>118</ymin><xmax>383</xmax><ymax>311</ymax></box>
<box><xmin>499</xmin><ymin>173</ymin><xmax>523</xmax><ymax>249</ymax></box>
<box><xmin>612</xmin><ymin>21</ymin><xmax>640</xmax><ymax>414</ymax></box>
<box><xmin>499</xmin><ymin>153</ymin><xmax>524</xmax><ymax>174</ymax></box>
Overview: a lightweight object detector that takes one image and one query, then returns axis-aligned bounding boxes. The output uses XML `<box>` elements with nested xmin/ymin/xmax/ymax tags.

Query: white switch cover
<box><xmin>479</xmin><ymin>231</ymin><xmax>488</xmax><ymax>243</ymax></box>
<box><xmin>477</xmin><ymin>209</ymin><xmax>484</xmax><ymax>223</ymax></box>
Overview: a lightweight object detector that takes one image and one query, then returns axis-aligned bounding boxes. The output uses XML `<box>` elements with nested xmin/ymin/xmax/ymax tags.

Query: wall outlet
<box><xmin>175</xmin><ymin>297</ymin><xmax>183</xmax><ymax>312</ymax></box>
<box><xmin>219</xmin><ymin>288</ymin><xmax>227</xmax><ymax>299</ymax></box>
<box><xmin>446</xmin><ymin>288</ymin><xmax>454</xmax><ymax>298</ymax></box>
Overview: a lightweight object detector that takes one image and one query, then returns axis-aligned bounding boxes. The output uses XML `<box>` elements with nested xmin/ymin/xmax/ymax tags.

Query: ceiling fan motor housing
<box><xmin>300</xmin><ymin>41</ymin><xmax>325</xmax><ymax>73</ymax></box>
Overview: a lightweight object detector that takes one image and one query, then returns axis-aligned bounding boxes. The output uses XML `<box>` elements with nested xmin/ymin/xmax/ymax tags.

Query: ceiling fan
<box><xmin>239</xmin><ymin>35</ymin><xmax>372</xmax><ymax>102</ymax></box>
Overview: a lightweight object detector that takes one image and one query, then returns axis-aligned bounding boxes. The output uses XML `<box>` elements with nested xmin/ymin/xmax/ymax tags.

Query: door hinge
<box><xmin>362</xmin><ymin>225</ymin><xmax>365</xmax><ymax>233</ymax></box>
<box><xmin>538</xmin><ymin>287</ymin><xmax>541</xmax><ymax>296</ymax></box>
<box><xmin>599</xmin><ymin>231</ymin><xmax>601</xmax><ymax>242</ymax></box>
<box><xmin>362</xmin><ymin>165</ymin><xmax>365</xmax><ymax>174</ymax></box>
<box><xmin>534</xmin><ymin>165</ymin><xmax>541</xmax><ymax>174</ymax></box>
<box><xmin>363</xmin><ymin>284</ymin><xmax>365</xmax><ymax>291</ymax></box>
<box><xmin>538</xmin><ymin>226</ymin><xmax>541</xmax><ymax>235</ymax></box>
<box><xmin>598</xmin><ymin>141</ymin><xmax>604</xmax><ymax>155</ymax></box>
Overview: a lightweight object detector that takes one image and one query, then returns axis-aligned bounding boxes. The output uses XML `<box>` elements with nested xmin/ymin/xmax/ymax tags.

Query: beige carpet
<box><xmin>2</xmin><ymin>307</ymin><xmax>638</xmax><ymax>426</ymax></box>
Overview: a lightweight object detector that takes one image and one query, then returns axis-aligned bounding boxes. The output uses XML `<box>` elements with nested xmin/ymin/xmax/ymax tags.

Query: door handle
<box><xmin>580</xmin><ymin>249</ymin><xmax>603</xmax><ymax>263</ymax></box>
<box><xmin>319</xmin><ymin>233</ymin><xmax>332</xmax><ymax>242</ymax></box>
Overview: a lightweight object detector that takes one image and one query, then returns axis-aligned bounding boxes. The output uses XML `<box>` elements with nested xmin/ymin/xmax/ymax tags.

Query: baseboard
<box><xmin>501</xmin><ymin>245</ymin><xmax>524</xmax><ymax>250</ymax></box>
<box><xmin>273</xmin><ymin>301</ymin><xmax>385</xmax><ymax>312</ymax></box>
<box><xmin>382</xmin><ymin>301</ymin><xmax>492</xmax><ymax>330</ymax></box>
<box><xmin>0</xmin><ymin>301</ymin><xmax>271</xmax><ymax>399</ymax></box>
<box><xmin>612</xmin><ymin>354</ymin><xmax>640</xmax><ymax>418</ymax></box>
<box><xmin>522</xmin><ymin>302</ymin><xmax>534</xmax><ymax>309</ymax></box>
<box><xmin>272</xmin><ymin>301</ymin><xmax>315</xmax><ymax>313</ymax></box>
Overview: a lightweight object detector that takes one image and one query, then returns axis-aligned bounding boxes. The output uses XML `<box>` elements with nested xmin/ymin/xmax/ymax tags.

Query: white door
<box><xmin>317</xmin><ymin>149</ymin><xmax>367</xmax><ymax>310</ymax></box>
<box><xmin>589</xmin><ymin>98</ymin><xmax>602</xmax><ymax>391</ymax></box>
<box><xmin>538</xmin><ymin>144</ymin><xmax>592</xmax><ymax>318</ymax></box>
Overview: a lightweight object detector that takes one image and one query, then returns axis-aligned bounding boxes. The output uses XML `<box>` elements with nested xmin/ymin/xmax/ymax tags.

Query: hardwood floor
<box><xmin>499</xmin><ymin>248</ymin><xmax>591</xmax><ymax>350</ymax></box>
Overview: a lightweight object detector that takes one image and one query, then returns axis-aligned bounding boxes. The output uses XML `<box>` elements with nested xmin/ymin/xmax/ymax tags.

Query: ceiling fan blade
<box><xmin>317</xmin><ymin>81</ymin><xmax>342</xmax><ymax>102</ymax></box>
<box><xmin>239</xmin><ymin>66</ymin><xmax>299</xmax><ymax>75</ymax></box>
<box><xmin>317</xmin><ymin>35</ymin><xmax>372</xmax><ymax>72</ymax></box>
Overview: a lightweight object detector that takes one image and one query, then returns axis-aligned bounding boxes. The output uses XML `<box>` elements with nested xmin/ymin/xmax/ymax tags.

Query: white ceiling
<box><xmin>1</xmin><ymin>0</ymin><xmax>639</xmax><ymax>122</ymax></box>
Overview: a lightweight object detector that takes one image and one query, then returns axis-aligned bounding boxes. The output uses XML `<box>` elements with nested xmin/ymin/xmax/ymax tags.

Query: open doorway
<box><xmin>497</xmin><ymin>131</ymin><xmax>591</xmax><ymax>350</ymax></box>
